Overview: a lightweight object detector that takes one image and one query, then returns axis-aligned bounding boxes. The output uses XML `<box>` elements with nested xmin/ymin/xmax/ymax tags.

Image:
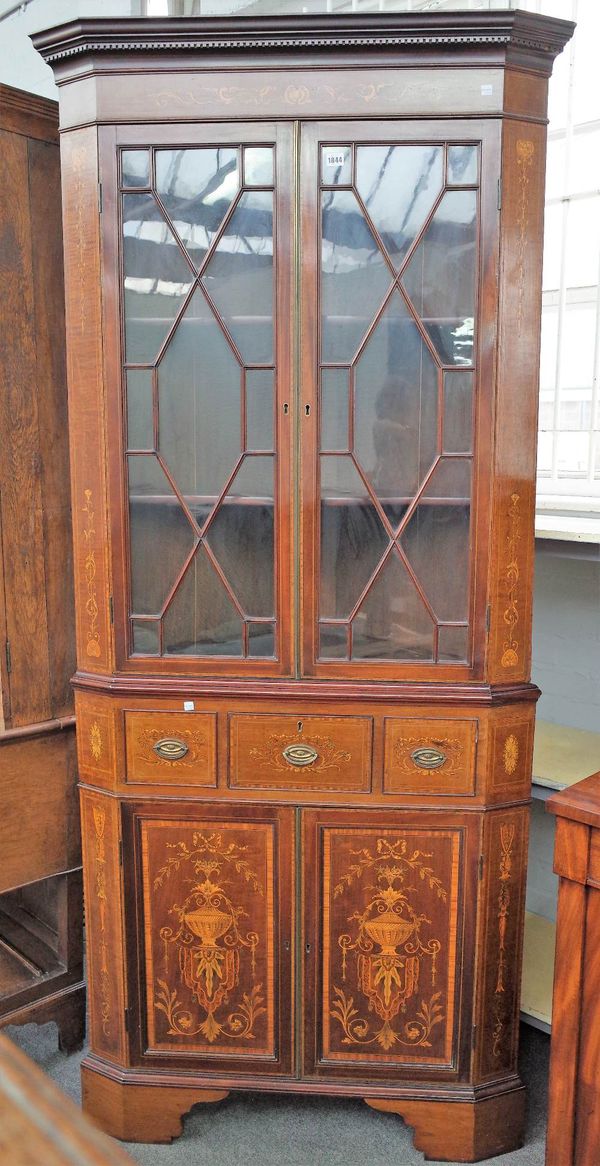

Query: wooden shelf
<box><xmin>520</xmin><ymin>910</ymin><xmax>555</xmax><ymax>1033</ymax></box>
<box><xmin>532</xmin><ymin>720</ymin><xmax>600</xmax><ymax>801</ymax></box>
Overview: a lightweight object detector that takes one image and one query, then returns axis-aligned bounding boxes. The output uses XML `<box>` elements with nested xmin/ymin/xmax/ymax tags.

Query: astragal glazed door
<box><xmin>300</xmin><ymin>122</ymin><xmax>496</xmax><ymax>682</ymax></box>
<box><xmin>103</xmin><ymin>122</ymin><xmax>294</xmax><ymax>677</ymax></box>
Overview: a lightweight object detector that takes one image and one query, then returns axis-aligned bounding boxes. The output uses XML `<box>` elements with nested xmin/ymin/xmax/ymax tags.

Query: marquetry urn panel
<box><xmin>136</xmin><ymin>805</ymin><xmax>293</xmax><ymax>1073</ymax></box>
<box><xmin>314</xmin><ymin>817</ymin><xmax>464</xmax><ymax>1072</ymax></box>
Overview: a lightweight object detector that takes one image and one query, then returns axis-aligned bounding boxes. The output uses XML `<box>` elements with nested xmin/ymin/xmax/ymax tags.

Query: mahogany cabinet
<box><xmin>0</xmin><ymin>84</ymin><xmax>83</xmax><ymax>1052</ymax></box>
<box><xmin>546</xmin><ymin>771</ymin><xmax>600</xmax><ymax>1166</ymax></box>
<box><xmin>34</xmin><ymin>11</ymin><xmax>573</xmax><ymax>1161</ymax></box>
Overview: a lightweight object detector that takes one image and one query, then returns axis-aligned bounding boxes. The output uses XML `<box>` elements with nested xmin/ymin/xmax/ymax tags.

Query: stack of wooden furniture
<box><xmin>0</xmin><ymin>84</ymin><xmax>84</xmax><ymax>1052</ymax></box>
<box><xmin>34</xmin><ymin>10</ymin><xmax>572</xmax><ymax>1161</ymax></box>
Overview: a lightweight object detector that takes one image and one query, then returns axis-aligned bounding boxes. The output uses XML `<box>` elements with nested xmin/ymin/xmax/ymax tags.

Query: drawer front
<box><xmin>125</xmin><ymin>711</ymin><xmax>217</xmax><ymax>785</ymax></box>
<box><xmin>229</xmin><ymin>714</ymin><xmax>372</xmax><ymax>792</ymax></box>
<box><xmin>383</xmin><ymin>718</ymin><xmax>477</xmax><ymax>796</ymax></box>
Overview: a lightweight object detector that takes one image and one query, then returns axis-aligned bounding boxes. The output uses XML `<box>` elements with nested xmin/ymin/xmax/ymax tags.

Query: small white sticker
<box><xmin>326</xmin><ymin>151</ymin><xmax>346</xmax><ymax>168</ymax></box>
<box><xmin>183</xmin><ymin>700</ymin><xmax>195</xmax><ymax>712</ymax></box>
<box><xmin>481</xmin><ymin>84</ymin><xmax>493</xmax><ymax>97</ymax></box>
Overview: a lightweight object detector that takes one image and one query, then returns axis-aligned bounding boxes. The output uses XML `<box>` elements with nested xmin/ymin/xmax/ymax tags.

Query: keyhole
<box><xmin>297</xmin><ymin>720</ymin><xmax>303</xmax><ymax>733</ymax></box>
<box><xmin>305</xmin><ymin>403</ymin><xmax>311</xmax><ymax>416</ymax></box>
<box><xmin>283</xmin><ymin>402</ymin><xmax>289</xmax><ymax>414</ymax></box>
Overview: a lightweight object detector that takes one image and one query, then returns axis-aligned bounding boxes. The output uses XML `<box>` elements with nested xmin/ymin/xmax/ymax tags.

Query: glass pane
<box><xmin>540</xmin><ymin>308</ymin><xmax>558</xmax><ymax>391</ymax></box>
<box><xmin>320</xmin><ymin>456</ymin><xmax>389</xmax><ymax>620</ymax></box>
<box><xmin>246</xmin><ymin>369</ymin><xmax>274</xmax><ymax>451</ymax></box>
<box><xmin>545</xmin><ymin>137</ymin><xmax>566</xmax><ymax>200</ymax></box>
<box><xmin>321</xmin><ymin>146</ymin><xmax>352</xmax><ymax>186</ymax></box>
<box><xmin>319</xmin><ymin>623</ymin><xmax>348</xmax><ymax>660</ymax></box>
<box><xmin>132</xmin><ymin>619</ymin><xmax>159</xmax><ymax>655</ymax></box>
<box><xmin>564</xmin><ymin>198</ymin><xmax>600</xmax><ymax>289</ymax></box>
<box><xmin>244</xmin><ymin>147</ymin><xmax>274</xmax><ymax>186</ymax></box>
<box><xmin>402</xmin><ymin>189</ymin><xmax>477</xmax><ymax>365</ymax></box>
<box><xmin>127</xmin><ymin>369</ymin><xmax>154</xmax><ymax>450</ymax></box>
<box><xmin>537</xmin><ymin>430</ymin><xmax>553</xmax><ymax>476</ymax></box>
<box><xmin>163</xmin><ymin>545</ymin><xmax>243</xmax><ymax>656</ymax></box>
<box><xmin>128</xmin><ymin>454</ymin><xmax>196</xmax><ymax>616</ymax></box>
<box><xmin>542</xmin><ymin>204</ymin><xmax>563</xmax><ymax>292</ymax></box>
<box><xmin>202</xmin><ymin>190</ymin><xmax>274</xmax><ymax>364</ymax></box>
<box><xmin>438</xmin><ymin>625</ymin><xmax>469</xmax><ymax>664</ymax></box>
<box><xmin>443</xmin><ymin>371</ymin><xmax>473</xmax><ymax>453</ymax></box>
<box><xmin>155</xmin><ymin>147</ymin><xmax>239</xmax><ymax>270</ymax></box>
<box><xmin>556</xmin><ymin>430</ymin><xmax>590</xmax><ymax>478</ymax></box>
<box><xmin>206</xmin><ymin>457</ymin><xmax>274</xmax><ymax>618</ymax></box>
<box><xmin>354</xmin><ymin>292</ymin><xmax>439</xmax><ymax>514</ymax></box>
<box><xmin>559</xmin><ymin>305</ymin><xmax>596</xmax><ymax>390</ymax></box>
<box><xmin>321</xmin><ymin>189</ymin><xmax>392</xmax><ymax>363</ymax></box>
<box><xmin>355</xmin><ymin>145</ymin><xmax>444</xmax><ymax>269</ymax></box>
<box><xmin>158</xmin><ymin>287</ymin><xmax>242</xmax><ymax>504</ymax></box>
<box><xmin>351</xmin><ymin>550</ymin><xmax>434</xmax><ymax>661</ymax></box>
<box><xmin>447</xmin><ymin>145</ymin><xmax>478</xmax><ymax>186</ymax></box>
<box><xmin>321</xmin><ymin>368</ymin><xmax>349</xmax><ymax>452</ymax></box>
<box><xmin>569</xmin><ymin>129</ymin><xmax>600</xmax><ymax>196</ymax></box>
<box><xmin>248</xmin><ymin>622</ymin><xmax>275</xmax><ymax>657</ymax></box>
<box><xmin>401</xmin><ymin>460</ymin><xmax>471</xmax><ymax>622</ymax></box>
<box><xmin>123</xmin><ymin>192</ymin><xmax>194</xmax><ymax>364</ymax></box>
<box><xmin>122</xmin><ymin>150</ymin><xmax>150</xmax><ymax>189</ymax></box>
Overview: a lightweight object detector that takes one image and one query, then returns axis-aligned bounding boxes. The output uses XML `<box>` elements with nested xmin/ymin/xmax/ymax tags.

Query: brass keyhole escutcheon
<box><xmin>153</xmin><ymin>738</ymin><xmax>189</xmax><ymax>761</ymax></box>
<box><xmin>282</xmin><ymin>743</ymin><xmax>318</xmax><ymax>767</ymax></box>
<box><xmin>411</xmin><ymin>746</ymin><xmax>447</xmax><ymax>770</ymax></box>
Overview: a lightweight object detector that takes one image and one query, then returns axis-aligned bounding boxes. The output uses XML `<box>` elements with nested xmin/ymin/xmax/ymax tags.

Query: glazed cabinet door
<box><xmin>101</xmin><ymin>123</ymin><xmax>293</xmax><ymax>676</ymax></box>
<box><xmin>302</xmin><ymin>808</ymin><xmax>478</xmax><ymax>1080</ymax></box>
<box><xmin>301</xmin><ymin>121</ymin><xmax>498</xmax><ymax>682</ymax></box>
<box><xmin>124</xmin><ymin>802</ymin><xmax>294</xmax><ymax>1075</ymax></box>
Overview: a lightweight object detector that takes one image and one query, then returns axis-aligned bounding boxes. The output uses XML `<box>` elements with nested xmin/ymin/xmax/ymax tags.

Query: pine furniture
<box><xmin>34</xmin><ymin>11</ymin><xmax>573</xmax><ymax>1160</ymax></box>
<box><xmin>0</xmin><ymin>84</ymin><xmax>84</xmax><ymax>1053</ymax></box>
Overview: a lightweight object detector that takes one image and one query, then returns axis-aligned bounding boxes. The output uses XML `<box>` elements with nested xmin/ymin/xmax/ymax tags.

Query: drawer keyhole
<box><xmin>297</xmin><ymin>720</ymin><xmax>303</xmax><ymax>733</ymax></box>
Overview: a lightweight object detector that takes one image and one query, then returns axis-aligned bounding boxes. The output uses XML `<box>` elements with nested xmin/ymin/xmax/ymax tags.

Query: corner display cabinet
<box><xmin>34</xmin><ymin>10</ymin><xmax>573</xmax><ymax>1162</ymax></box>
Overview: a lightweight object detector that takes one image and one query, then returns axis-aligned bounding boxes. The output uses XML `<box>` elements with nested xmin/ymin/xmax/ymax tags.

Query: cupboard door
<box><xmin>125</xmin><ymin>802</ymin><xmax>294</xmax><ymax>1075</ymax></box>
<box><xmin>102</xmin><ymin>123</ymin><xmax>293</xmax><ymax>676</ymax></box>
<box><xmin>301</xmin><ymin>122</ymin><xmax>496</xmax><ymax>681</ymax></box>
<box><xmin>303</xmin><ymin>808</ymin><xmax>476</xmax><ymax>1079</ymax></box>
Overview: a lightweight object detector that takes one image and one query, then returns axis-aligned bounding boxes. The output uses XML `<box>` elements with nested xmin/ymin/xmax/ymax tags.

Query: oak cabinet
<box><xmin>34</xmin><ymin>10</ymin><xmax>573</xmax><ymax>1161</ymax></box>
<box><xmin>0</xmin><ymin>84</ymin><xmax>83</xmax><ymax>1052</ymax></box>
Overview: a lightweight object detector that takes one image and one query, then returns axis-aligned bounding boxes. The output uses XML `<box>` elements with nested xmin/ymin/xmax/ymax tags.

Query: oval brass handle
<box><xmin>153</xmin><ymin>738</ymin><xmax>189</xmax><ymax>761</ymax></box>
<box><xmin>411</xmin><ymin>747</ymin><xmax>447</xmax><ymax>770</ymax></box>
<box><xmin>282</xmin><ymin>743</ymin><xmax>318</xmax><ymax>767</ymax></box>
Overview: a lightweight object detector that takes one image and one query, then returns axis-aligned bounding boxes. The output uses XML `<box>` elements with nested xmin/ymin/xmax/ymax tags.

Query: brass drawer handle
<box><xmin>282</xmin><ymin>743</ymin><xmax>318</xmax><ymax>767</ymax></box>
<box><xmin>153</xmin><ymin>738</ymin><xmax>189</xmax><ymax>761</ymax></box>
<box><xmin>411</xmin><ymin>747</ymin><xmax>447</xmax><ymax>770</ymax></box>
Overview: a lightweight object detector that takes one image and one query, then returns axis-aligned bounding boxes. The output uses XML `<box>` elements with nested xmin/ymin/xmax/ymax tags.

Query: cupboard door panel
<box><xmin>127</xmin><ymin>802</ymin><xmax>294</xmax><ymax>1074</ymax></box>
<box><xmin>304</xmin><ymin>809</ymin><xmax>473</xmax><ymax>1078</ymax></box>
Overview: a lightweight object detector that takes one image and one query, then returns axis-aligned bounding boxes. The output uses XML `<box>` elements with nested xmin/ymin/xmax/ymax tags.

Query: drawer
<box><xmin>383</xmin><ymin>717</ymin><xmax>477</xmax><ymax>796</ymax></box>
<box><xmin>229</xmin><ymin>714</ymin><xmax>372</xmax><ymax>792</ymax></box>
<box><xmin>124</xmin><ymin>711</ymin><xmax>217</xmax><ymax>785</ymax></box>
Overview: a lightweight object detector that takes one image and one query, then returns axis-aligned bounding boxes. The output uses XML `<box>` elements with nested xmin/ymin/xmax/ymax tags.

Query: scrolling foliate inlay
<box><xmin>500</xmin><ymin>493</ymin><xmax>521</xmax><ymax>669</ymax></box>
<box><xmin>331</xmin><ymin>838</ymin><xmax>446</xmax><ymax>1053</ymax></box>
<box><xmin>137</xmin><ymin>727</ymin><xmax>207</xmax><ymax>769</ymax></box>
<box><xmin>250</xmin><ymin>732</ymin><xmax>350</xmax><ymax>774</ymax></box>
<box><xmin>150</xmin><ymin>831</ymin><xmax>269</xmax><ymax>1048</ymax></box>
<box><xmin>82</xmin><ymin>489</ymin><xmax>101</xmax><ymax>659</ymax></box>
<box><xmin>516</xmin><ymin>140</ymin><xmax>535</xmax><ymax>334</ymax></box>
<box><xmin>92</xmin><ymin>806</ymin><xmax>111</xmax><ymax>1037</ymax></box>
<box><xmin>492</xmin><ymin>823</ymin><xmax>516</xmax><ymax>1060</ymax></box>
